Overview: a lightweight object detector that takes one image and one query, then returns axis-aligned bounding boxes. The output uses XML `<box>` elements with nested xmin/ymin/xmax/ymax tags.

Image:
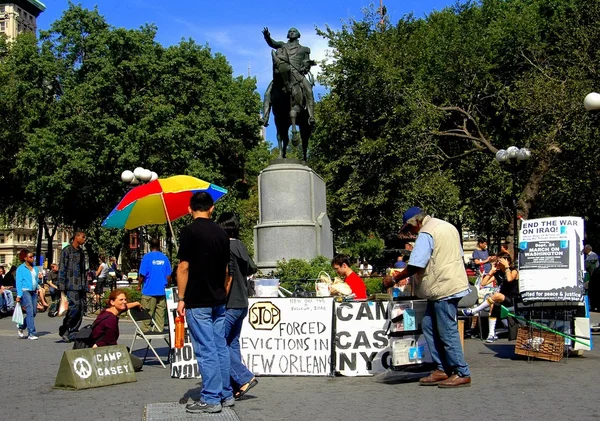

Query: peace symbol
<box><xmin>73</xmin><ymin>357</ymin><xmax>92</xmax><ymax>379</ymax></box>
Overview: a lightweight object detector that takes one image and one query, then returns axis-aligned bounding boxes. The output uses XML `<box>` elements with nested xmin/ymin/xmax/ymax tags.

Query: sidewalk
<box><xmin>1</xmin><ymin>311</ymin><xmax>599</xmax><ymax>421</ymax></box>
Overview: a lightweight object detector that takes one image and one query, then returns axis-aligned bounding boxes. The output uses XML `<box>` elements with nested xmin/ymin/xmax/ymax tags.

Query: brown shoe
<box><xmin>419</xmin><ymin>370</ymin><xmax>449</xmax><ymax>386</ymax></box>
<box><xmin>438</xmin><ymin>374</ymin><xmax>471</xmax><ymax>388</ymax></box>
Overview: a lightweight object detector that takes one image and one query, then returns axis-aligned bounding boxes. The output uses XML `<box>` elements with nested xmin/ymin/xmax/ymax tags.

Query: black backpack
<box><xmin>72</xmin><ymin>314</ymin><xmax>110</xmax><ymax>350</ymax></box>
<box><xmin>47</xmin><ymin>300</ymin><xmax>58</xmax><ymax>318</ymax></box>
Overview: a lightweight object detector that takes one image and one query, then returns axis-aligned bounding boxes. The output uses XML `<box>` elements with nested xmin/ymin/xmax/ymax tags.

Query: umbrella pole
<box><xmin>160</xmin><ymin>193</ymin><xmax>179</xmax><ymax>251</ymax></box>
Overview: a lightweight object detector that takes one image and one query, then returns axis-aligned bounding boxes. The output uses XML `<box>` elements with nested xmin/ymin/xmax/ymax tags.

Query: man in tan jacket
<box><xmin>384</xmin><ymin>207</ymin><xmax>471</xmax><ymax>387</ymax></box>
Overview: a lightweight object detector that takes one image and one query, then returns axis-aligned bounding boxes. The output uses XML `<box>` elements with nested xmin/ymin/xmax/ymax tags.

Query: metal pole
<box><xmin>513</xmin><ymin>165</ymin><xmax>519</xmax><ymax>261</ymax></box>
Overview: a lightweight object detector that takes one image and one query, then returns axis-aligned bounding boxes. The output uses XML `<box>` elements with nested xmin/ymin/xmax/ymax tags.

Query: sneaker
<box><xmin>61</xmin><ymin>333</ymin><xmax>72</xmax><ymax>343</ymax></box>
<box><xmin>222</xmin><ymin>397</ymin><xmax>235</xmax><ymax>408</ymax></box>
<box><xmin>461</xmin><ymin>308</ymin><xmax>473</xmax><ymax>317</ymax></box>
<box><xmin>185</xmin><ymin>401</ymin><xmax>222</xmax><ymax>414</ymax></box>
<box><xmin>17</xmin><ymin>328</ymin><xmax>25</xmax><ymax>338</ymax></box>
<box><xmin>485</xmin><ymin>335</ymin><xmax>498</xmax><ymax>343</ymax></box>
<box><xmin>28</xmin><ymin>335</ymin><xmax>39</xmax><ymax>340</ymax></box>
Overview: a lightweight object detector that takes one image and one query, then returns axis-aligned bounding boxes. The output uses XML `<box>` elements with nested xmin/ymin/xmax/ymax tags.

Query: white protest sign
<box><xmin>165</xmin><ymin>287</ymin><xmax>200</xmax><ymax>379</ymax></box>
<box><xmin>518</xmin><ymin>216</ymin><xmax>585</xmax><ymax>302</ymax></box>
<box><xmin>334</xmin><ymin>300</ymin><xmax>430</xmax><ymax>376</ymax></box>
<box><xmin>334</xmin><ymin>300</ymin><xmax>390</xmax><ymax>376</ymax></box>
<box><xmin>240</xmin><ymin>297</ymin><xmax>334</xmax><ymax>376</ymax></box>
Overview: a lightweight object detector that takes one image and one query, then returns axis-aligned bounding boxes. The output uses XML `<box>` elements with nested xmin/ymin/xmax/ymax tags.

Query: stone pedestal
<box><xmin>254</xmin><ymin>159</ymin><xmax>334</xmax><ymax>273</ymax></box>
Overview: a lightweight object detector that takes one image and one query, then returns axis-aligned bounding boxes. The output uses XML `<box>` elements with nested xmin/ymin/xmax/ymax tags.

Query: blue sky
<box><xmin>37</xmin><ymin>1</ymin><xmax>456</xmax><ymax>142</ymax></box>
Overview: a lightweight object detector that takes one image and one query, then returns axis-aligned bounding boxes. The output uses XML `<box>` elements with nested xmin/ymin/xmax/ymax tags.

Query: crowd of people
<box><xmin>4</xmin><ymin>194</ymin><xmax>600</xmax><ymax>401</ymax></box>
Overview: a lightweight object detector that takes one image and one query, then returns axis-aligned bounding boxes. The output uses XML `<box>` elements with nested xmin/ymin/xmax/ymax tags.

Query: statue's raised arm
<box><xmin>263</xmin><ymin>27</ymin><xmax>284</xmax><ymax>49</ymax></box>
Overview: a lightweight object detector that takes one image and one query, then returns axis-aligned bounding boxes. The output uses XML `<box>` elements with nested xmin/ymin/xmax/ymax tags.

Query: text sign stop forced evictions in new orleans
<box><xmin>518</xmin><ymin>216</ymin><xmax>585</xmax><ymax>302</ymax></box>
<box><xmin>54</xmin><ymin>345</ymin><xmax>136</xmax><ymax>390</ymax></box>
<box><xmin>240</xmin><ymin>298</ymin><xmax>334</xmax><ymax>376</ymax></box>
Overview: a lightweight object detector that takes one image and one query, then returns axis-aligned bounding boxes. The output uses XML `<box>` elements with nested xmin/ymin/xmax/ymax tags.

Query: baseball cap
<box><xmin>400</xmin><ymin>206</ymin><xmax>423</xmax><ymax>232</ymax></box>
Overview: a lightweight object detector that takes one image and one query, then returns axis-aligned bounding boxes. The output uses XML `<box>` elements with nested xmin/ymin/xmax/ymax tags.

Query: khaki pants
<box><xmin>140</xmin><ymin>295</ymin><xmax>166</xmax><ymax>333</ymax></box>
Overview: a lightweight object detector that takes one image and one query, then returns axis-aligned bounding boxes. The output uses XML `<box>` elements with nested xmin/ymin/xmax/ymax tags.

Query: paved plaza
<box><xmin>2</xmin><ymin>311</ymin><xmax>600</xmax><ymax>421</ymax></box>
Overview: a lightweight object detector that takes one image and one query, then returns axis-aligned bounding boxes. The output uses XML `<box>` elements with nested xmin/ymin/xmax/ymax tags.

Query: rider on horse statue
<box><xmin>260</xmin><ymin>27</ymin><xmax>316</xmax><ymax>127</ymax></box>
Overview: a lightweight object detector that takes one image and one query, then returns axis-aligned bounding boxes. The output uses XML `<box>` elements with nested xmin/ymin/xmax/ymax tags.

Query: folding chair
<box><xmin>128</xmin><ymin>307</ymin><xmax>170</xmax><ymax>369</ymax></box>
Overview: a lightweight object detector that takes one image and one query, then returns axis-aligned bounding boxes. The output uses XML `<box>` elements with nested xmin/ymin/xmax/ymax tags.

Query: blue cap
<box><xmin>400</xmin><ymin>206</ymin><xmax>423</xmax><ymax>231</ymax></box>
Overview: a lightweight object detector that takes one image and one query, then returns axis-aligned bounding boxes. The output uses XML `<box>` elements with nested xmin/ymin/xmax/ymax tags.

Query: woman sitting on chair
<box><xmin>462</xmin><ymin>252</ymin><xmax>519</xmax><ymax>343</ymax></box>
<box><xmin>91</xmin><ymin>288</ymin><xmax>143</xmax><ymax>371</ymax></box>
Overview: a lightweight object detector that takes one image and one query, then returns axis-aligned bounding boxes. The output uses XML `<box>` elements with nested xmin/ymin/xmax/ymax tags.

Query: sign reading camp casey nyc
<box><xmin>518</xmin><ymin>216</ymin><xmax>585</xmax><ymax>302</ymax></box>
<box><xmin>239</xmin><ymin>298</ymin><xmax>334</xmax><ymax>376</ymax></box>
<box><xmin>54</xmin><ymin>345</ymin><xmax>136</xmax><ymax>390</ymax></box>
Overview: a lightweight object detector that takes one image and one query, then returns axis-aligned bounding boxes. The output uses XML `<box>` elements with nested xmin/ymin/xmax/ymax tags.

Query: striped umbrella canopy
<box><xmin>102</xmin><ymin>175</ymin><xmax>227</xmax><ymax>230</ymax></box>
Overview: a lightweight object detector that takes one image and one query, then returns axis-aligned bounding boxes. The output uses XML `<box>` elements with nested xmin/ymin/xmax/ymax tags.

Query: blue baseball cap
<box><xmin>400</xmin><ymin>206</ymin><xmax>423</xmax><ymax>232</ymax></box>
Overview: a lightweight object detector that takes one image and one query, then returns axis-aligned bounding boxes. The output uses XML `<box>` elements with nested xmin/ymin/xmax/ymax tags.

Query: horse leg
<box><xmin>300</xmin><ymin>121</ymin><xmax>311</xmax><ymax>162</ymax></box>
<box><xmin>281</xmin><ymin>131</ymin><xmax>289</xmax><ymax>158</ymax></box>
<box><xmin>277</xmin><ymin>132</ymin><xmax>284</xmax><ymax>158</ymax></box>
<box><xmin>290</xmin><ymin>106</ymin><xmax>301</xmax><ymax>147</ymax></box>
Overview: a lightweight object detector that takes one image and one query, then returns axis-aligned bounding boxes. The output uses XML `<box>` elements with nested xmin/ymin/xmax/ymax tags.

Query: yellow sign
<box><xmin>248</xmin><ymin>301</ymin><xmax>281</xmax><ymax>330</ymax></box>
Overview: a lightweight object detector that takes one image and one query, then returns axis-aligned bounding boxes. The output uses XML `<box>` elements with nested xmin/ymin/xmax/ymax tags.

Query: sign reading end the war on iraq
<box><xmin>165</xmin><ymin>287</ymin><xmax>200</xmax><ymax>379</ymax></box>
<box><xmin>518</xmin><ymin>216</ymin><xmax>585</xmax><ymax>302</ymax></box>
<box><xmin>54</xmin><ymin>345</ymin><xmax>136</xmax><ymax>390</ymax></box>
<box><xmin>239</xmin><ymin>298</ymin><xmax>334</xmax><ymax>376</ymax></box>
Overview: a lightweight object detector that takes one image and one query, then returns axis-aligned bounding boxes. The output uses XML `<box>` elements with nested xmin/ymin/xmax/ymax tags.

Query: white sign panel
<box><xmin>334</xmin><ymin>301</ymin><xmax>391</xmax><ymax>376</ymax></box>
<box><xmin>165</xmin><ymin>287</ymin><xmax>200</xmax><ymax>379</ymax></box>
<box><xmin>518</xmin><ymin>216</ymin><xmax>585</xmax><ymax>302</ymax></box>
<box><xmin>334</xmin><ymin>300</ymin><xmax>430</xmax><ymax>376</ymax></box>
<box><xmin>240</xmin><ymin>297</ymin><xmax>334</xmax><ymax>376</ymax></box>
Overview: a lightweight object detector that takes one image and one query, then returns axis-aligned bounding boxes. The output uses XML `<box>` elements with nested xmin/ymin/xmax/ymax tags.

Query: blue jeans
<box><xmin>421</xmin><ymin>297</ymin><xmax>470</xmax><ymax>377</ymax></box>
<box><xmin>224</xmin><ymin>308</ymin><xmax>254</xmax><ymax>389</ymax></box>
<box><xmin>186</xmin><ymin>305</ymin><xmax>233</xmax><ymax>404</ymax></box>
<box><xmin>19</xmin><ymin>290</ymin><xmax>38</xmax><ymax>336</ymax></box>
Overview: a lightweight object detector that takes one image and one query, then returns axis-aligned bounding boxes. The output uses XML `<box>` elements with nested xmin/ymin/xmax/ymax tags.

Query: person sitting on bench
<box><xmin>462</xmin><ymin>252</ymin><xmax>519</xmax><ymax>343</ymax></box>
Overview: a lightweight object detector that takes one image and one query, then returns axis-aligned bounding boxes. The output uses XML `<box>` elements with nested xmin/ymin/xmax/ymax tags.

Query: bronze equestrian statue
<box><xmin>260</xmin><ymin>27</ymin><xmax>316</xmax><ymax>161</ymax></box>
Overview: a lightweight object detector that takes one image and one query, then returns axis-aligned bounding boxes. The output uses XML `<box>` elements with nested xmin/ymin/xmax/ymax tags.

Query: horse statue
<box><xmin>261</xmin><ymin>27</ymin><xmax>316</xmax><ymax>162</ymax></box>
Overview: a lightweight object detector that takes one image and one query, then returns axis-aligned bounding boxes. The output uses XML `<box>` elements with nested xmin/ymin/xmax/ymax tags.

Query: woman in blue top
<box><xmin>15</xmin><ymin>249</ymin><xmax>42</xmax><ymax>340</ymax></box>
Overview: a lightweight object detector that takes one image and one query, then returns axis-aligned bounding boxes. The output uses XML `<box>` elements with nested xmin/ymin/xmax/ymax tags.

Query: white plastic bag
<box><xmin>58</xmin><ymin>292</ymin><xmax>69</xmax><ymax>316</ymax></box>
<box><xmin>12</xmin><ymin>302</ymin><xmax>24</xmax><ymax>325</ymax></box>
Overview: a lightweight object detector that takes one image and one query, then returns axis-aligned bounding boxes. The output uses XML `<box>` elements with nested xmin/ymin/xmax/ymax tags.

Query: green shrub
<box><xmin>365</xmin><ymin>277</ymin><xmax>384</xmax><ymax>296</ymax></box>
<box><xmin>102</xmin><ymin>287</ymin><xmax>142</xmax><ymax>306</ymax></box>
<box><xmin>274</xmin><ymin>256</ymin><xmax>335</xmax><ymax>282</ymax></box>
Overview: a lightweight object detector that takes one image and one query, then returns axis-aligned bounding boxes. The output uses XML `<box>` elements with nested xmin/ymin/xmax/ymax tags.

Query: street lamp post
<box><xmin>120</xmin><ymin>167</ymin><xmax>158</xmax><ymax>273</ymax></box>
<box><xmin>495</xmin><ymin>146</ymin><xmax>531</xmax><ymax>260</ymax></box>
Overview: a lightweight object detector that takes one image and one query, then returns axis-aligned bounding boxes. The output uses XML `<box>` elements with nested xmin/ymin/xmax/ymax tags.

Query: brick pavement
<box><xmin>1</xmin><ymin>311</ymin><xmax>599</xmax><ymax>421</ymax></box>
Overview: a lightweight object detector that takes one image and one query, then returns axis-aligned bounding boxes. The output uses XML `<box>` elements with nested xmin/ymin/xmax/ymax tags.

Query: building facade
<box><xmin>0</xmin><ymin>217</ymin><xmax>70</xmax><ymax>268</ymax></box>
<box><xmin>0</xmin><ymin>0</ymin><xmax>45</xmax><ymax>41</ymax></box>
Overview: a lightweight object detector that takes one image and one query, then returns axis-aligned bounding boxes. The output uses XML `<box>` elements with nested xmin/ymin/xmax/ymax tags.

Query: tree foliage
<box><xmin>312</xmin><ymin>0</ymin><xmax>600</xmax><ymax>249</ymax></box>
<box><xmin>0</xmin><ymin>4</ymin><xmax>264</xmax><ymax>261</ymax></box>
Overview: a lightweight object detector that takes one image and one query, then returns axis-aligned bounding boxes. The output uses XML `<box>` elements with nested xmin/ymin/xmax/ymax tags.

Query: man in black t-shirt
<box><xmin>176</xmin><ymin>192</ymin><xmax>233</xmax><ymax>414</ymax></box>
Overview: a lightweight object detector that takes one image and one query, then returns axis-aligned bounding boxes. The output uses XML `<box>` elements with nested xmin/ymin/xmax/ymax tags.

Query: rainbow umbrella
<box><xmin>102</xmin><ymin>175</ymin><xmax>227</xmax><ymax>231</ymax></box>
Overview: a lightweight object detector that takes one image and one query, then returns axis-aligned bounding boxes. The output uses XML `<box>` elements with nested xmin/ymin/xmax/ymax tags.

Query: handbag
<box><xmin>475</xmin><ymin>273</ymin><xmax>498</xmax><ymax>304</ymax></box>
<box><xmin>58</xmin><ymin>292</ymin><xmax>69</xmax><ymax>316</ymax></box>
<box><xmin>315</xmin><ymin>271</ymin><xmax>332</xmax><ymax>297</ymax></box>
<box><xmin>12</xmin><ymin>302</ymin><xmax>24</xmax><ymax>325</ymax></box>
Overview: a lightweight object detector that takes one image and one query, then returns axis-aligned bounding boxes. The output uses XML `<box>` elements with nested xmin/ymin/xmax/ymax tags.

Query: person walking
<box><xmin>384</xmin><ymin>207</ymin><xmax>472</xmax><ymax>387</ymax></box>
<box><xmin>58</xmin><ymin>231</ymin><xmax>88</xmax><ymax>342</ymax></box>
<box><xmin>217</xmin><ymin>212</ymin><xmax>258</xmax><ymax>400</ymax></box>
<box><xmin>94</xmin><ymin>255</ymin><xmax>109</xmax><ymax>306</ymax></box>
<box><xmin>176</xmin><ymin>192</ymin><xmax>233</xmax><ymax>414</ymax></box>
<box><xmin>15</xmin><ymin>249</ymin><xmax>42</xmax><ymax>340</ymax></box>
<box><xmin>139</xmin><ymin>238</ymin><xmax>171</xmax><ymax>333</ymax></box>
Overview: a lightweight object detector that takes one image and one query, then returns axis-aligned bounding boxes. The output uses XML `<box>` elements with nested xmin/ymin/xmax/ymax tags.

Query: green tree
<box><xmin>311</xmin><ymin>0</ymin><xmax>600</xmax><ymax>249</ymax></box>
<box><xmin>2</xmin><ymin>3</ymin><xmax>264</xmax><ymax>261</ymax></box>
